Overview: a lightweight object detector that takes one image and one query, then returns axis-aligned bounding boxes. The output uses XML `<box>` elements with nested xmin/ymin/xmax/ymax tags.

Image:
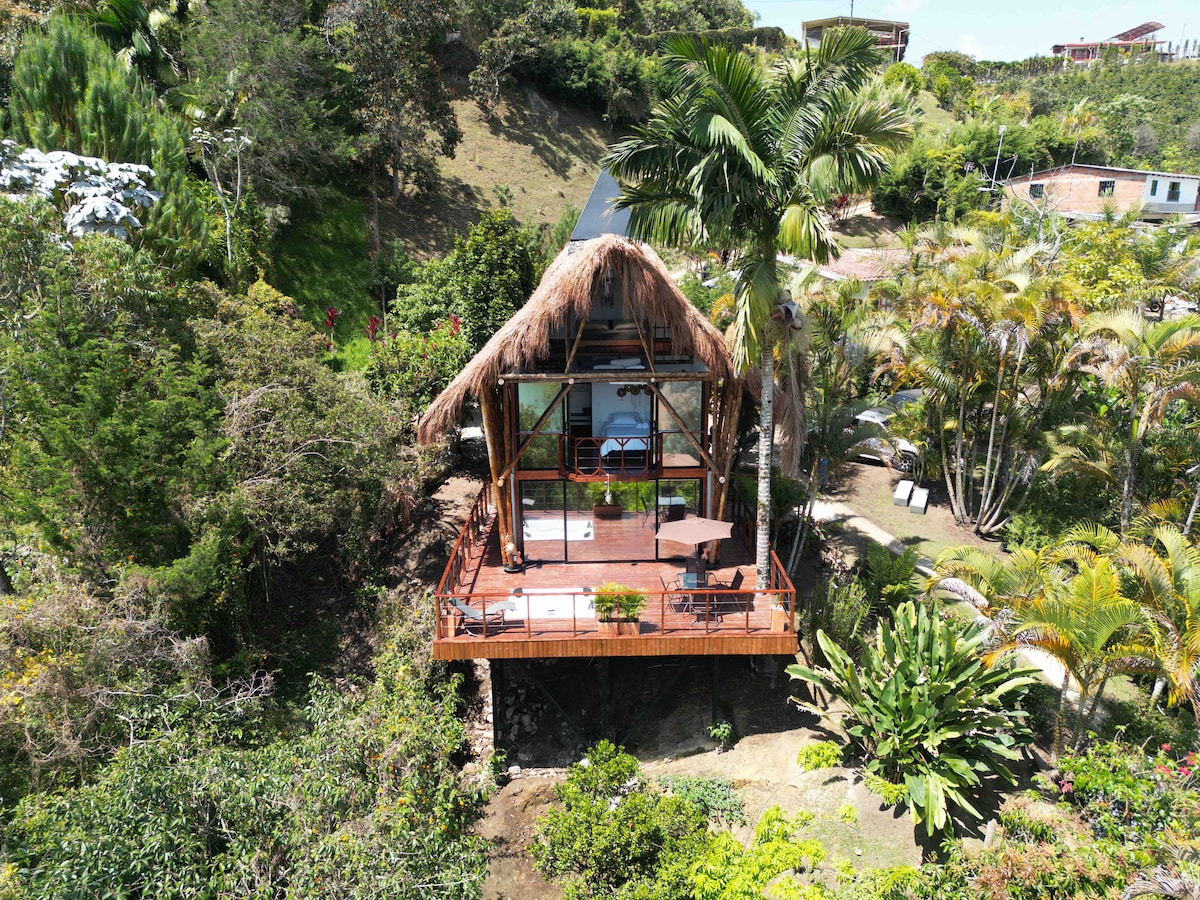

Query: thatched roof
<box><xmin>419</xmin><ymin>235</ymin><xmax>734</xmax><ymax>444</ymax></box>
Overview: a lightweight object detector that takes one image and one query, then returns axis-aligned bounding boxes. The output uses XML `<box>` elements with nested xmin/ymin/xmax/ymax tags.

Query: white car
<box><xmin>853</xmin><ymin>390</ymin><xmax>923</xmax><ymax>472</ymax></box>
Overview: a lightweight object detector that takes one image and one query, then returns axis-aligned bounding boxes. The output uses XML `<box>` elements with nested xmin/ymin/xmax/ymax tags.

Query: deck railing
<box><xmin>436</xmin><ymin>554</ymin><xmax>795</xmax><ymax>642</ymax></box>
<box><xmin>434</xmin><ymin>487</ymin><xmax>796</xmax><ymax>642</ymax></box>
<box><xmin>559</xmin><ymin>434</ymin><xmax>664</xmax><ymax>478</ymax></box>
<box><xmin>435</xmin><ymin>485</ymin><xmax>493</xmax><ymax>603</ymax></box>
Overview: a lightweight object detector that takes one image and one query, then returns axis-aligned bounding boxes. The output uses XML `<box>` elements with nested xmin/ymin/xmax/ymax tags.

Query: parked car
<box><xmin>852</xmin><ymin>390</ymin><xmax>923</xmax><ymax>473</ymax></box>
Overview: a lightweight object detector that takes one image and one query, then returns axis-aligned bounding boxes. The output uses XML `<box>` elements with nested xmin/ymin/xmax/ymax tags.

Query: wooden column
<box><xmin>479</xmin><ymin>387</ymin><xmax>513</xmax><ymax>567</ymax></box>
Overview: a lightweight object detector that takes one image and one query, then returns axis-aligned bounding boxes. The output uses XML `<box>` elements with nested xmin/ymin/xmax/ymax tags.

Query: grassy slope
<box><xmin>271</xmin><ymin>86</ymin><xmax>611</xmax><ymax>363</ymax></box>
<box><xmin>378</xmin><ymin>84</ymin><xmax>611</xmax><ymax>262</ymax></box>
<box><xmin>916</xmin><ymin>89</ymin><xmax>957</xmax><ymax>135</ymax></box>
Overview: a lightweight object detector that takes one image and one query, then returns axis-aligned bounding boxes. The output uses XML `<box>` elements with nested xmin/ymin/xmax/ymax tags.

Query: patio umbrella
<box><xmin>655</xmin><ymin>515</ymin><xmax>732</xmax><ymax>546</ymax></box>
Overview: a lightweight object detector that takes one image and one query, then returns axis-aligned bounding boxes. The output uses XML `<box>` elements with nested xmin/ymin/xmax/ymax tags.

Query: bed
<box><xmin>598</xmin><ymin>411</ymin><xmax>650</xmax><ymax>458</ymax></box>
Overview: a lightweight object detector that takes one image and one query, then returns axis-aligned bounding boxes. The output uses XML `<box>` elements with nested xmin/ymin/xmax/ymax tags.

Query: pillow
<box><xmin>607</xmin><ymin>411</ymin><xmax>642</xmax><ymax>425</ymax></box>
<box><xmin>609</xmin><ymin>357</ymin><xmax>642</xmax><ymax>367</ymax></box>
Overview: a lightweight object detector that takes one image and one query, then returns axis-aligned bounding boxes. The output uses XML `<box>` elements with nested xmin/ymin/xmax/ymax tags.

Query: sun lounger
<box><xmin>450</xmin><ymin>598</ymin><xmax>515</xmax><ymax>633</ymax></box>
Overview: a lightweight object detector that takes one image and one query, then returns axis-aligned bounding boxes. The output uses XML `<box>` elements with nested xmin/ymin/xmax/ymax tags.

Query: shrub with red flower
<box><xmin>1051</xmin><ymin>736</ymin><xmax>1200</xmax><ymax>853</ymax></box>
<box><xmin>362</xmin><ymin>318</ymin><xmax>469</xmax><ymax>437</ymax></box>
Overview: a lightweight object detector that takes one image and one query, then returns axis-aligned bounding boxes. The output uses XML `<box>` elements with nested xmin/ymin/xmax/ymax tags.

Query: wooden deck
<box><xmin>433</xmin><ymin>491</ymin><xmax>797</xmax><ymax>660</ymax></box>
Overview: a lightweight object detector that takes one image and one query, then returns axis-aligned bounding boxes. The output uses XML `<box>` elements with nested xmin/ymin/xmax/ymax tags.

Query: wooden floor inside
<box><xmin>435</xmin><ymin>510</ymin><xmax>797</xmax><ymax>660</ymax></box>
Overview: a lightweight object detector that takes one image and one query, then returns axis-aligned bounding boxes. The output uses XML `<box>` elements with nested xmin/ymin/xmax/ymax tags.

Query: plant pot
<box><xmin>770</xmin><ymin>607</ymin><xmax>790</xmax><ymax>633</ymax></box>
<box><xmin>599</xmin><ymin>618</ymin><xmax>640</xmax><ymax>635</ymax></box>
<box><xmin>592</xmin><ymin>503</ymin><xmax>624</xmax><ymax>519</ymax></box>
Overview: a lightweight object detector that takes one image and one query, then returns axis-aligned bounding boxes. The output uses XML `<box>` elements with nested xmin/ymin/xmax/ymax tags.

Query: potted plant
<box><xmin>593</xmin><ymin>582</ymin><xmax>647</xmax><ymax>635</ymax></box>
<box><xmin>591</xmin><ymin>478</ymin><xmax>623</xmax><ymax>519</ymax></box>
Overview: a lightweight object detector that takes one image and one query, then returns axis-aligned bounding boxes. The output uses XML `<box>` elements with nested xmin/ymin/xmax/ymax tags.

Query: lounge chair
<box><xmin>449</xmin><ymin>597</ymin><xmax>513</xmax><ymax>633</ymax></box>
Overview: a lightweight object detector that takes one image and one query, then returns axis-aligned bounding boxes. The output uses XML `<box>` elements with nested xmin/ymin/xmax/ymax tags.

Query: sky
<box><xmin>750</xmin><ymin>1</ymin><xmax>1197</xmax><ymax>64</ymax></box>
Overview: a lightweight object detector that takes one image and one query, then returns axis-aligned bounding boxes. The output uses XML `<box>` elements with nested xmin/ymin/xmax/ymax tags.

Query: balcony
<box><xmin>433</xmin><ymin>488</ymin><xmax>797</xmax><ymax>660</ymax></box>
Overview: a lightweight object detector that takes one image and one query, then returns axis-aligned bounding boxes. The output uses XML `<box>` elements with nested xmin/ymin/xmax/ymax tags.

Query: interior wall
<box><xmin>591</xmin><ymin>382</ymin><xmax>651</xmax><ymax>430</ymax></box>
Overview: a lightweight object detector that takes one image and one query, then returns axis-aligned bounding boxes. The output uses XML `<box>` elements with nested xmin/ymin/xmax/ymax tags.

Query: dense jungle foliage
<box><xmin>1</xmin><ymin>1</ymin><xmax>1199</xmax><ymax>897</ymax></box>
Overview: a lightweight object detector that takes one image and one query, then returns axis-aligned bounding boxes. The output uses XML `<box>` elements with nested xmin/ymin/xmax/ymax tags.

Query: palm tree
<box><xmin>891</xmin><ymin>229</ymin><xmax>1080</xmax><ymax>534</ymax></box>
<box><xmin>1066</xmin><ymin>311</ymin><xmax>1200</xmax><ymax>535</ymax></box>
<box><xmin>604</xmin><ymin>28</ymin><xmax>912</xmax><ymax>587</ymax></box>
<box><xmin>780</xmin><ymin>272</ymin><xmax>906</xmax><ymax>569</ymax></box>
<box><xmin>992</xmin><ymin>558</ymin><xmax>1154</xmax><ymax>755</ymax></box>
<box><xmin>1070</xmin><ymin>521</ymin><xmax>1200</xmax><ymax>728</ymax></box>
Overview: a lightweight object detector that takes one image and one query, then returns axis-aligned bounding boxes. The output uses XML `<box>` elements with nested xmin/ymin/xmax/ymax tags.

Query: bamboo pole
<box><xmin>479</xmin><ymin>388</ymin><xmax>512</xmax><ymax>568</ymax></box>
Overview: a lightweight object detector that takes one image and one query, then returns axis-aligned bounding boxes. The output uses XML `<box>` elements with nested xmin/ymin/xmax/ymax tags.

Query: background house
<box><xmin>1051</xmin><ymin>21</ymin><xmax>1167</xmax><ymax>64</ymax></box>
<box><xmin>1002</xmin><ymin>164</ymin><xmax>1200</xmax><ymax>224</ymax></box>
<box><xmin>802</xmin><ymin>16</ymin><xmax>909</xmax><ymax>62</ymax></box>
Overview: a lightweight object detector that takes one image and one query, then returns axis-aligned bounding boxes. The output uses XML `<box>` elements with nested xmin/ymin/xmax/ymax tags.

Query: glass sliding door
<box><xmin>519</xmin><ymin>481</ymin><xmax>566</xmax><ymax>563</ymax></box>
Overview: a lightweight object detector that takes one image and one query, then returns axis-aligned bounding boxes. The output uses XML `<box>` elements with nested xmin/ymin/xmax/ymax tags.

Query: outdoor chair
<box><xmin>450</xmin><ymin>597</ymin><xmax>513</xmax><ymax>634</ymax></box>
<box><xmin>661</xmin><ymin>574</ymin><xmax>692</xmax><ymax>615</ymax></box>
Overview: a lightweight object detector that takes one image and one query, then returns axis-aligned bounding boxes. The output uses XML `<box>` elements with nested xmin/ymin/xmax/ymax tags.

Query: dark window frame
<box><xmin>1098</xmin><ymin>180</ymin><xmax>1116</xmax><ymax>197</ymax></box>
<box><xmin>1029</xmin><ymin>183</ymin><xmax>1045</xmax><ymax>199</ymax></box>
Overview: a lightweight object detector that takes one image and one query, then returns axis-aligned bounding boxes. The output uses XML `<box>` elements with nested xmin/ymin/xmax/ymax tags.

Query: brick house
<box><xmin>1002</xmin><ymin>164</ymin><xmax>1200</xmax><ymax>223</ymax></box>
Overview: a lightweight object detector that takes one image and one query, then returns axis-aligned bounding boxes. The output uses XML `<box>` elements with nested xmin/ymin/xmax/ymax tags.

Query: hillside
<box><xmin>379</xmin><ymin>85</ymin><xmax>612</xmax><ymax>261</ymax></box>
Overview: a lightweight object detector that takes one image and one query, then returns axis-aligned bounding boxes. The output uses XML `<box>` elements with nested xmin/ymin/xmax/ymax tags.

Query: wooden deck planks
<box><xmin>434</xmin><ymin>506</ymin><xmax>797</xmax><ymax>660</ymax></box>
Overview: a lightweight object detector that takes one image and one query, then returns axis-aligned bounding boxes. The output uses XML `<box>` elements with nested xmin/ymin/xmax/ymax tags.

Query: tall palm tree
<box><xmin>1066</xmin><ymin>311</ymin><xmax>1200</xmax><ymax>535</ymax></box>
<box><xmin>604</xmin><ymin>28</ymin><xmax>912</xmax><ymax>586</ymax></box>
<box><xmin>891</xmin><ymin>231</ymin><xmax>1080</xmax><ymax>534</ymax></box>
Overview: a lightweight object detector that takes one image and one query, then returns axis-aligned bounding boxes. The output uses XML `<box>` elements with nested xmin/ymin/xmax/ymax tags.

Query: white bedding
<box><xmin>599</xmin><ymin>415</ymin><xmax>650</xmax><ymax>457</ymax></box>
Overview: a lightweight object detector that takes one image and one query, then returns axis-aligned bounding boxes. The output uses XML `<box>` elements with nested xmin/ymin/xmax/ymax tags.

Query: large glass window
<box><xmin>657</xmin><ymin>381</ymin><xmax>704</xmax><ymax>464</ymax></box>
<box><xmin>517</xmin><ymin>383</ymin><xmax>563</xmax><ymax>470</ymax></box>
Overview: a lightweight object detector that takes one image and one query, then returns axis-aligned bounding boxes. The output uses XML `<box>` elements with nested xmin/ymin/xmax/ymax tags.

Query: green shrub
<box><xmin>531</xmin><ymin>741</ymin><xmax>710</xmax><ymax>900</ymax></box>
<box><xmin>707</xmin><ymin>719</ymin><xmax>734</xmax><ymax>750</ymax></box>
<box><xmin>863</xmin><ymin>774</ymin><xmax>908</xmax><ymax>807</ymax></box>
<box><xmin>363</xmin><ymin>317</ymin><xmax>471</xmax><ymax>438</ymax></box>
<box><xmin>863</xmin><ymin>541</ymin><xmax>920</xmax><ymax>609</ymax></box>
<box><xmin>4</xmin><ymin>631</ymin><xmax>489</xmax><ymax>897</ymax></box>
<box><xmin>998</xmin><ymin>802</ymin><xmax>1058</xmax><ymax>845</ymax></box>
<box><xmin>688</xmin><ymin>807</ymin><xmax>826</xmax><ymax>900</ymax></box>
<box><xmin>659</xmin><ymin>775</ymin><xmax>746</xmax><ymax>827</ymax></box>
<box><xmin>1051</xmin><ymin>737</ymin><xmax>1200</xmax><ymax>854</ymax></box>
<box><xmin>797</xmin><ymin>740</ymin><xmax>844</xmax><ymax>772</ymax></box>
<box><xmin>798</xmin><ymin>575</ymin><xmax>873</xmax><ymax>666</ymax></box>
<box><xmin>787</xmin><ymin>602</ymin><xmax>1039</xmax><ymax>835</ymax></box>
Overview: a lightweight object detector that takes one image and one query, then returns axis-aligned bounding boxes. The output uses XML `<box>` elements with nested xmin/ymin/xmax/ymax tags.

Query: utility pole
<box><xmin>990</xmin><ymin>125</ymin><xmax>1007</xmax><ymax>192</ymax></box>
